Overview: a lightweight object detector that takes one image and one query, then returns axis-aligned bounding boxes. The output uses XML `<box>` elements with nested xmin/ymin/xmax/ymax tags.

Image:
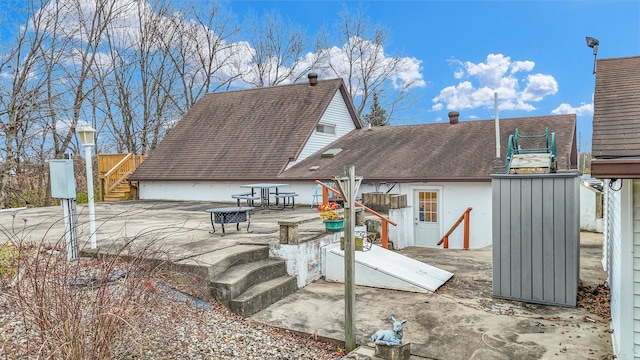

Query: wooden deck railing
<box><xmin>315</xmin><ymin>180</ymin><xmax>397</xmax><ymax>249</ymax></box>
<box><xmin>98</xmin><ymin>153</ymin><xmax>146</xmax><ymax>200</ymax></box>
<box><xmin>437</xmin><ymin>207</ymin><xmax>472</xmax><ymax>249</ymax></box>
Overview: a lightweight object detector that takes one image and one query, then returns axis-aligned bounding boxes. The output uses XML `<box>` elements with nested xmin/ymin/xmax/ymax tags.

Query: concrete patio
<box><xmin>0</xmin><ymin>200</ymin><xmax>613</xmax><ymax>360</ymax></box>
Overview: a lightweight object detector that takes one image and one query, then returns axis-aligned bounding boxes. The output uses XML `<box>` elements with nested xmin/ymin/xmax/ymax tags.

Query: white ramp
<box><xmin>322</xmin><ymin>243</ymin><xmax>453</xmax><ymax>293</ymax></box>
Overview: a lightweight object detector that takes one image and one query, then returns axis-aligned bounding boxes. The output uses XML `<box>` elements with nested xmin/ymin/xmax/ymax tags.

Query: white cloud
<box><xmin>315</xmin><ymin>37</ymin><xmax>425</xmax><ymax>94</ymax></box>
<box><xmin>34</xmin><ymin>1</ymin><xmax>425</xmax><ymax>96</ymax></box>
<box><xmin>521</xmin><ymin>74</ymin><xmax>558</xmax><ymax>101</ymax></box>
<box><xmin>551</xmin><ymin>102</ymin><xmax>593</xmax><ymax>116</ymax></box>
<box><xmin>511</xmin><ymin>60</ymin><xmax>535</xmax><ymax>73</ymax></box>
<box><xmin>432</xmin><ymin>53</ymin><xmax>558</xmax><ymax>112</ymax></box>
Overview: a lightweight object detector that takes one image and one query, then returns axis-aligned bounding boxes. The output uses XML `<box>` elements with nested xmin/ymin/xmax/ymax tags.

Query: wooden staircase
<box><xmin>98</xmin><ymin>154</ymin><xmax>146</xmax><ymax>202</ymax></box>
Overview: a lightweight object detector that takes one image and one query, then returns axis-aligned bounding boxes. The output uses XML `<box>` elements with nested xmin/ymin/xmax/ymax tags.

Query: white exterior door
<box><xmin>413</xmin><ymin>189</ymin><xmax>441</xmax><ymax>247</ymax></box>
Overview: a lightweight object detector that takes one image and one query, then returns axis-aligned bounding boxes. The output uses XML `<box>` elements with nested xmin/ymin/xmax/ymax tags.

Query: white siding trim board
<box><xmin>606</xmin><ymin>180</ymin><xmax>624</xmax><ymax>357</ymax></box>
<box><xmin>634</xmin><ymin>180</ymin><xmax>640</xmax><ymax>358</ymax></box>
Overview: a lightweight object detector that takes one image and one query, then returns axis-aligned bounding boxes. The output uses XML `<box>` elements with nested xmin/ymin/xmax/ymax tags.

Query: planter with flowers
<box><xmin>318</xmin><ymin>202</ymin><xmax>344</xmax><ymax>232</ymax></box>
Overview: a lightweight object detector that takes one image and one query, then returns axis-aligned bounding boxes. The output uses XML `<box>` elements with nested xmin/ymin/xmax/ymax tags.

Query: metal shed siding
<box><xmin>491</xmin><ymin>173</ymin><xmax>580</xmax><ymax>307</ymax></box>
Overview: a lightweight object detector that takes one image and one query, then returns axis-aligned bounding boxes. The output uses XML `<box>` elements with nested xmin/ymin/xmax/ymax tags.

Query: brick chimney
<box><xmin>308</xmin><ymin>73</ymin><xmax>318</xmax><ymax>86</ymax></box>
<box><xmin>448</xmin><ymin>111</ymin><xmax>459</xmax><ymax>124</ymax></box>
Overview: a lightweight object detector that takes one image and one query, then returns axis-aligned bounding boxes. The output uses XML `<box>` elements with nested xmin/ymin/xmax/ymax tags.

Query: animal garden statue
<box><xmin>370</xmin><ymin>316</ymin><xmax>408</xmax><ymax>346</ymax></box>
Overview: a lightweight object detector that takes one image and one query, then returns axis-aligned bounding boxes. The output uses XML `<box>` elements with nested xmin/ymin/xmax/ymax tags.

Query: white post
<box><xmin>333</xmin><ymin>167</ymin><xmax>363</xmax><ymax>354</ymax></box>
<box><xmin>84</xmin><ymin>145</ymin><xmax>97</xmax><ymax>248</ymax></box>
<box><xmin>343</xmin><ymin>165</ymin><xmax>356</xmax><ymax>353</ymax></box>
<box><xmin>494</xmin><ymin>92</ymin><xmax>501</xmax><ymax>160</ymax></box>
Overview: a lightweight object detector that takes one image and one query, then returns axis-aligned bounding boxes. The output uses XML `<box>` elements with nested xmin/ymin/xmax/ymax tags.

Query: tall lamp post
<box><xmin>78</xmin><ymin>125</ymin><xmax>97</xmax><ymax>249</ymax></box>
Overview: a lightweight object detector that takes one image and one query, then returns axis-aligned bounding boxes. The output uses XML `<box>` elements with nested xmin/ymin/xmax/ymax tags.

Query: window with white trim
<box><xmin>316</xmin><ymin>123</ymin><xmax>336</xmax><ymax>135</ymax></box>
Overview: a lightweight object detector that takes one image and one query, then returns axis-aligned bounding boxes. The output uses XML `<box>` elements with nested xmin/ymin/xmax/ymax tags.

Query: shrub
<box><xmin>0</xmin><ymin>216</ymin><xmax>166</xmax><ymax>359</ymax></box>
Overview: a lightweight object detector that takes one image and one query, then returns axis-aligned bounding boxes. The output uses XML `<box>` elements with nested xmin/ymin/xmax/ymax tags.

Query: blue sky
<box><xmin>224</xmin><ymin>0</ymin><xmax>640</xmax><ymax>152</ymax></box>
<box><xmin>3</xmin><ymin>0</ymin><xmax>637</xmax><ymax>153</ymax></box>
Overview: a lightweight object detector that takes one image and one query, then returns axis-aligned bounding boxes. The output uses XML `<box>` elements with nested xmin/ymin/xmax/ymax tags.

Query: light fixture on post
<box><xmin>586</xmin><ymin>36</ymin><xmax>599</xmax><ymax>75</ymax></box>
<box><xmin>78</xmin><ymin>124</ymin><xmax>97</xmax><ymax>249</ymax></box>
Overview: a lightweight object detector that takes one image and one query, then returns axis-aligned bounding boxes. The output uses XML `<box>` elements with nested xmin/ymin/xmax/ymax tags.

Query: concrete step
<box><xmin>211</xmin><ymin>259</ymin><xmax>288</xmax><ymax>303</ymax></box>
<box><xmin>173</xmin><ymin>244</ymin><xmax>295</xmax><ymax>317</ymax></box>
<box><xmin>229</xmin><ymin>275</ymin><xmax>297</xmax><ymax>317</ymax></box>
<box><xmin>174</xmin><ymin>244</ymin><xmax>269</xmax><ymax>280</ymax></box>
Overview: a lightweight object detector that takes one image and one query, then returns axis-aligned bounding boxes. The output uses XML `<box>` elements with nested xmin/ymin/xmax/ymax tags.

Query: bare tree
<box><xmin>92</xmin><ymin>0</ymin><xmax>243</xmax><ymax>155</ymax></box>
<box><xmin>0</xmin><ymin>0</ymin><xmax>54</xmax><ymax>207</ymax></box>
<box><xmin>317</xmin><ymin>5</ymin><xmax>422</xmax><ymax>121</ymax></box>
<box><xmin>164</xmin><ymin>1</ymin><xmax>242</xmax><ymax>107</ymax></box>
<box><xmin>42</xmin><ymin>0</ymin><xmax>126</xmax><ymax>159</ymax></box>
<box><xmin>241</xmin><ymin>10</ymin><xmax>320</xmax><ymax>87</ymax></box>
<box><xmin>93</xmin><ymin>0</ymin><xmax>176</xmax><ymax>154</ymax></box>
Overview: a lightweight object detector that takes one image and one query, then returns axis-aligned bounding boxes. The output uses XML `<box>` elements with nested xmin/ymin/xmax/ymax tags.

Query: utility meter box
<box><xmin>49</xmin><ymin>159</ymin><xmax>76</xmax><ymax>199</ymax></box>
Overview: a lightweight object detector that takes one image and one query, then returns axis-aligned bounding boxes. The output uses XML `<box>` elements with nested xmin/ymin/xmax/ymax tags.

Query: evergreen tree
<box><xmin>363</xmin><ymin>92</ymin><xmax>388</xmax><ymax>126</ymax></box>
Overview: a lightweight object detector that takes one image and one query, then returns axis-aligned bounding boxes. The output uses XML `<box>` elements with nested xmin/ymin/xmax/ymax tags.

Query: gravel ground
<box><xmin>0</xmin><ymin>248</ymin><xmax>341</xmax><ymax>360</ymax></box>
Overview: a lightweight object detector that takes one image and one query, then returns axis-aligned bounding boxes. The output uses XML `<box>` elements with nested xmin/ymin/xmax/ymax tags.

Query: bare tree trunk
<box><xmin>240</xmin><ymin>10</ymin><xmax>319</xmax><ymax>87</ymax></box>
<box><xmin>317</xmin><ymin>5</ymin><xmax>422</xmax><ymax>121</ymax></box>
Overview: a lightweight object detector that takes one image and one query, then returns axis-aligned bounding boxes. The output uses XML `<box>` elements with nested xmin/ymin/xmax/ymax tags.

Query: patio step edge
<box><xmin>229</xmin><ymin>275</ymin><xmax>298</xmax><ymax>317</ymax></box>
<box><xmin>211</xmin><ymin>259</ymin><xmax>288</xmax><ymax>302</ymax></box>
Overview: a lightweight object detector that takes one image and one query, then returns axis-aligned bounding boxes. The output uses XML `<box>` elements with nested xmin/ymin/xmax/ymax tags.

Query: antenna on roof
<box><xmin>586</xmin><ymin>36</ymin><xmax>599</xmax><ymax>75</ymax></box>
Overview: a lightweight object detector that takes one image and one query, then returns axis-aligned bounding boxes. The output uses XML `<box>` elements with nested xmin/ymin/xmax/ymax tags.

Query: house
<box><xmin>590</xmin><ymin>55</ymin><xmax>640</xmax><ymax>359</ymax></box>
<box><xmin>131</xmin><ymin>74</ymin><xmax>577</xmax><ymax>249</ymax></box>
<box><xmin>580</xmin><ymin>175</ymin><xmax>604</xmax><ymax>233</ymax></box>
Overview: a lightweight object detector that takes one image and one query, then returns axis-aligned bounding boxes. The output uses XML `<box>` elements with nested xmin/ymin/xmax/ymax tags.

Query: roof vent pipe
<box><xmin>308</xmin><ymin>73</ymin><xmax>318</xmax><ymax>86</ymax></box>
<box><xmin>448</xmin><ymin>111</ymin><xmax>459</xmax><ymax>124</ymax></box>
<box><xmin>494</xmin><ymin>92</ymin><xmax>501</xmax><ymax>160</ymax></box>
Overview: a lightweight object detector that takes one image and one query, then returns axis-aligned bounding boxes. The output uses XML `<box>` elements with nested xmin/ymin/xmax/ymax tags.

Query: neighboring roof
<box><xmin>280</xmin><ymin>115</ymin><xmax>577</xmax><ymax>182</ymax></box>
<box><xmin>131</xmin><ymin>78</ymin><xmax>361</xmax><ymax>181</ymax></box>
<box><xmin>592</xmin><ymin>56</ymin><xmax>640</xmax><ymax>158</ymax></box>
<box><xmin>590</xmin><ymin>56</ymin><xmax>640</xmax><ymax>179</ymax></box>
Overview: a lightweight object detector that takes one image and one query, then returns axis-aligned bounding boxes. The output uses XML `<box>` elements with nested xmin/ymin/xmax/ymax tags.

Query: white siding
<box><xmin>634</xmin><ymin>180</ymin><xmax>640</xmax><ymax>358</ymax></box>
<box><xmin>607</xmin><ymin>180</ymin><xmax>623</xmax><ymax>356</ymax></box>
<box><xmin>140</xmin><ymin>180</ymin><xmax>324</xmax><ymax>203</ymax></box>
<box><xmin>580</xmin><ymin>184</ymin><xmax>603</xmax><ymax>232</ymax></box>
<box><xmin>140</xmin><ymin>180</ymin><xmax>493</xmax><ymax>249</ymax></box>
<box><xmin>606</xmin><ymin>179</ymin><xmax>635</xmax><ymax>359</ymax></box>
<box><xmin>362</xmin><ymin>181</ymin><xmax>493</xmax><ymax>249</ymax></box>
<box><xmin>286</xmin><ymin>90</ymin><xmax>356</xmax><ymax>170</ymax></box>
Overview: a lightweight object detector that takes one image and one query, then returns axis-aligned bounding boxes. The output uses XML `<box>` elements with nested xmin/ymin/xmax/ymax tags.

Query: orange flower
<box><xmin>318</xmin><ymin>202</ymin><xmax>342</xmax><ymax>220</ymax></box>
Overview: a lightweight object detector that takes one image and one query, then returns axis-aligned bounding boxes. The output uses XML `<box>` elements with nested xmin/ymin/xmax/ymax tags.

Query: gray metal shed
<box><xmin>491</xmin><ymin>172</ymin><xmax>580</xmax><ymax>307</ymax></box>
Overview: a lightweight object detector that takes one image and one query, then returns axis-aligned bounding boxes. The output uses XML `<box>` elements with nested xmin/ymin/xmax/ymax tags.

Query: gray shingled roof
<box><xmin>592</xmin><ymin>56</ymin><xmax>640</xmax><ymax>158</ymax></box>
<box><xmin>131</xmin><ymin>78</ymin><xmax>360</xmax><ymax>181</ymax></box>
<box><xmin>280</xmin><ymin>115</ymin><xmax>577</xmax><ymax>181</ymax></box>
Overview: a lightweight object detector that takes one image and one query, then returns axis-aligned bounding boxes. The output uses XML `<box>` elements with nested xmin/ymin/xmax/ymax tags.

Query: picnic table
<box><xmin>239</xmin><ymin>183</ymin><xmax>289</xmax><ymax>209</ymax></box>
<box><xmin>206</xmin><ymin>206</ymin><xmax>254</xmax><ymax>236</ymax></box>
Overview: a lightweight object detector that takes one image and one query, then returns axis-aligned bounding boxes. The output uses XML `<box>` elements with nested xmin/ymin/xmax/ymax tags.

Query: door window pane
<box><xmin>418</xmin><ymin>191</ymin><xmax>437</xmax><ymax>223</ymax></box>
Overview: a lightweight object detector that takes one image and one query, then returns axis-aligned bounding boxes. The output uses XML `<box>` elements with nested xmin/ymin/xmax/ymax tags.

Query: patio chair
<box><xmin>312</xmin><ymin>182</ymin><xmax>343</xmax><ymax>208</ymax></box>
<box><xmin>311</xmin><ymin>184</ymin><xmax>323</xmax><ymax>208</ymax></box>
